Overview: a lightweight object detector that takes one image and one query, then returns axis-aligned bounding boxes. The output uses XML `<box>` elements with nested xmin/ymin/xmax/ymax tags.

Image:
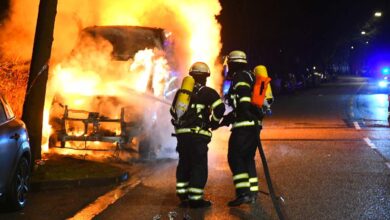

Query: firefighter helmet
<box><xmin>227</xmin><ymin>50</ymin><xmax>247</xmax><ymax>64</ymax></box>
<box><xmin>189</xmin><ymin>62</ymin><xmax>211</xmax><ymax>77</ymax></box>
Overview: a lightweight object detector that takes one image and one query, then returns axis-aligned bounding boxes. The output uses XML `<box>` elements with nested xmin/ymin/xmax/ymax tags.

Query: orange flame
<box><xmin>1</xmin><ymin>0</ymin><xmax>223</xmax><ymax>154</ymax></box>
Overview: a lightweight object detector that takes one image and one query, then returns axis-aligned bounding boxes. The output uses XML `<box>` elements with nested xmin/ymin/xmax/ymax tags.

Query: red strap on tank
<box><xmin>252</xmin><ymin>76</ymin><xmax>271</xmax><ymax>107</ymax></box>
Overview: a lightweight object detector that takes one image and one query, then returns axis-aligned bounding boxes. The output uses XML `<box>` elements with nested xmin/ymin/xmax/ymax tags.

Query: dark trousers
<box><xmin>388</xmin><ymin>94</ymin><xmax>390</xmax><ymax>120</ymax></box>
<box><xmin>176</xmin><ymin>134</ymin><xmax>210</xmax><ymax>200</ymax></box>
<box><xmin>228</xmin><ymin>126</ymin><xmax>260</xmax><ymax>195</ymax></box>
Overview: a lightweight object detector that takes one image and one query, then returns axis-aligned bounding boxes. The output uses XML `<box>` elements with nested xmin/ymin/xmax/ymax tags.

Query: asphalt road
<box><xmin>1</xmin><ymin>76</ymin><xmax>389</xmax><ymax>220</ymax></box>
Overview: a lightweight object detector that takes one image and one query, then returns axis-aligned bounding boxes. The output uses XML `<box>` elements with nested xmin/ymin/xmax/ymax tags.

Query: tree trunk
<box><xmin>22</xmin><ymin>0</ymin><xmax>58</xmax><ymax>162</ymax></box>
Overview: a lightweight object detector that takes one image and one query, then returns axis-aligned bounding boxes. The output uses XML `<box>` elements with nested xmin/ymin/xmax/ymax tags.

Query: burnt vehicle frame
<box><xmin>48</xmin><ymin>25</ymin><xmax>177</xmax><ymax>158</ymax></box>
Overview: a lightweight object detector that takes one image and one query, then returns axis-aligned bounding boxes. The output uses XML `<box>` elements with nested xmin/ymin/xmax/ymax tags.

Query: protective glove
<box><xmin>171</xmin><ymin>118</ymin><xmax>178</xmax><ymax>127</ymax></box>
<box><xmin>223</xmin><ymin>94</ymin><xmax>233</xmax><ymax>106</ymax></box>
<box><xmin>209</xmin><ymin>120</ymin><xmax>220</xmax><ymax>130</ymax></box>
<box><xmin>220</xmin><ymin>112</ymin><xmax>234</xmax><ymax>127</ymax></box>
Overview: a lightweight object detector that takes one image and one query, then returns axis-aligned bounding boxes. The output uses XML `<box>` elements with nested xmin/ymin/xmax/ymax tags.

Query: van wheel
<box><xmin>7</xmin><ymin>157</ymin><xmax>30</xmax><ymax>211</ymax></box>
<box><xmin>48</xmin><ymin>134</ymin><xmax>57</xmax><ymax>148</ymax></box>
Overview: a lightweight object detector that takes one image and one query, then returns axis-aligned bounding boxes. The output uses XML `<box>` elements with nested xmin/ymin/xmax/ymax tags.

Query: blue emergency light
<box><xmin>382</xmin><ymin>67</ymin><xmax>390</xmax><ymax>75</ymax></box>
<box><xmin>222</xmin><ymin>80</ymin><xmax>231</xmax><ymax>95</ymax></box>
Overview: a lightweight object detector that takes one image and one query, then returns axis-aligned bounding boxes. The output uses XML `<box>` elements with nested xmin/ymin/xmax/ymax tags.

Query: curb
<box><xmin>30</xmin><ymin>172</ymin><xmax>129</xmax><ymax>192</ymax></box>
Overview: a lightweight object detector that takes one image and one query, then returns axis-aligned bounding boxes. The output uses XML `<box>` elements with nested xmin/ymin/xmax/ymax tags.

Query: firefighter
<box><xmin>170</xmin><ymin>62</ymin><xmax>225</xmax><ymax>208</ymax></box>
<box><xmin>221</xmin><ymin>50</ymin><xmax>263</xmax><ymax>207</ymax></box>
<box><xmin>388</xmin><ymin>94</ymin><xmax>390</xmax><ymax>125</ymax></box>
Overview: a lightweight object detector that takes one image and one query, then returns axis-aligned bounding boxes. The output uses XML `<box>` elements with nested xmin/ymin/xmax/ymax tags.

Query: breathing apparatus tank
<box><xmin>174</xmin><ymin>76</ymin><xmax>195</xmax><ymax>119</ymax></box>
<box><xmin>252</xmin><ymin>65</ymin><xmax>272</xmax><ymax>109</ymax></box>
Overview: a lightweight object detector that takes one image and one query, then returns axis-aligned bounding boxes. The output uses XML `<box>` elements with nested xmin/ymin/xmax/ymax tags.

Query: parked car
<box><xmin>0</xmin><ymin>95</ymin><xmax>31</xmax><ymax>210</ymax></box>
<box><xmin>281</xmin><ymin>72</ymin><xmax>297</xmax><ymax>94</ymax></box>
<box><xmin>293</xmin><ymin>72</ymin><xmax>308</xmax><ymax>90</ymax></box>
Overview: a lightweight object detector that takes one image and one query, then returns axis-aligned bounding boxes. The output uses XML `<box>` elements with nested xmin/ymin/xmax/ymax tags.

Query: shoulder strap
<box><xmin>243</xmin><ymin>70</ymin><xmax>255</xmax><ymax>85</ymax></box>
<box><xmin>193</xmin><ymin>83</ymin><xmax>205</xmax><ymax>95</ymax></box>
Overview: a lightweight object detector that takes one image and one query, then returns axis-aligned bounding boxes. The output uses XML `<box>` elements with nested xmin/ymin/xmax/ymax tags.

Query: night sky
<box><xmin>218</xmin><ymin>0</ymin><xmax>390</xmax><ymax>74</ymax></box>
<box><xmin>1</xmin><ymin>0</ymin><xmax>389</xmax><ymax>74</ymax></box>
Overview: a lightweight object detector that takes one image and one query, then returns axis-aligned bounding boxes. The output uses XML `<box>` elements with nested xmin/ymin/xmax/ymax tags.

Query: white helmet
<box><xmin>227</xmin><ymin>50</ymin><xmax>247</xmax><ymax>64</ymax></box>
<box><xmin>189</xmin><ymin>62</ymin><xmax>211</xmax><ymax>77</ymax></box>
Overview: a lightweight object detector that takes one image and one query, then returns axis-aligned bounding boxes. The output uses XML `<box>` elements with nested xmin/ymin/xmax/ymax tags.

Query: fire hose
<box><xmin>26</xmin><ymin>63</ymin><xmax>48</xmax><ymax>95</ymax></box>
<box><xmin>123</xmin><ymin>87</ymin><xmax>172</xmax><ymax>106</ymax></box>
<box><xmin>256</xmin><ymin>125</ymin><xmax>286</xmax><ymax>220</ymax></box>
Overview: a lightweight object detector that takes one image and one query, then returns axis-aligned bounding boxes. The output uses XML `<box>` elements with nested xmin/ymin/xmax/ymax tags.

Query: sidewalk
<box><xmin>30</xmin><ymin>155</ymin><xmax>129</xmax><ymax>191</ymax></box>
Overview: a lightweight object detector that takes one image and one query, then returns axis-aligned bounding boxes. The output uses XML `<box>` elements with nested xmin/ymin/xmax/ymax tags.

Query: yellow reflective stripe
<box><xmin>249</xmin><ymin>178</ymin><xmax>258</xmax><ymax>183</ymax></box>
<box><xmin>212</xmin><ymin>113</ymin><xmax>221</xmax><ymax>122</ymax></box>
<box><xmin>250</xmin><ymin>186</ymin><xmax>259</xmax><ymax>191</ymax></box>
<box><xmin>175</xmin><ymin>128</ymin><xmax>192</xmax><ymax>134</ymax></box>
<box><xmin>235</xmin><ymin>182</ymin><xmax>250</xmax><ymax>188</ymax></box>
<box><xmin>191</xmin><ymin>104</ymin><xmax>205</xmax><ymax>109</ymax></box>
<box><xmin>189</xmin><ymin>195</ymin><xmax>203</xmax><ymax>200</ymax></box>
<box><xmin>176</xmin><ymin>182</ymin><xmax>189</xmax><ymax>187</ymax></box>
<box><xmin>232</xmin><ymin>120</ymin><xmax>262</xmax><ymax>128</ymax></box>
<box><xmin>234</xmin><ymin>82</ymin><xmax>251</xmax><ymax>89</ymax></box>
<box><xmin>198</xmin><ymin>130</ymin><xmax>212</xmax><ymax>137</ymax></box>
<box><xmin>188</xmin><ymin>188</ymin><xmax>203</xmax><ymax>194</ymax></box>
<box><xmin>176</xmin><ymin>189</ymin><xmax>188</xmax><ymax>194</ymax></box>
<box><xmin>197</xmin><ymin>104</ymin><xmax>205</xmax><ymax>110</ymax></box>
<box><xmin>239</xmin><ymin>97</ymin><xmax>251</xmax><ymax>102</ymax></box>
<box><xmin>233</xmin><ymin>173</ymin><xmax>249</xmax><ymax>180</ymax></box>
<box><xmin>211</xmin><ymin>99</ymin><xmax>223</xmax><ymax>110</ymax></box>
<box><xmin>175</xmin><ymin>128</ymin><xmax>212</xmax><ymax>137</ymax></box>
<box><xmin>190</xmin><ymin>127</ymin><xmax>211</xmax><ymax>136</ymax></box>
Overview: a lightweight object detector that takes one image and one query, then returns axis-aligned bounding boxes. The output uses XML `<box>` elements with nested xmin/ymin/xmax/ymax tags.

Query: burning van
<box><xmin>46</xmin><ymin>25</ymin><xmax>178</xmax><ymax>160</ymax></box>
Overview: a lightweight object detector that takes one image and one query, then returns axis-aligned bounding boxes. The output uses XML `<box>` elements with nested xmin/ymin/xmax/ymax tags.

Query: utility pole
<box><xmin>22</xmin><ymin>0</ymin><xmax>58</xmax><ymax>161</ymax></box>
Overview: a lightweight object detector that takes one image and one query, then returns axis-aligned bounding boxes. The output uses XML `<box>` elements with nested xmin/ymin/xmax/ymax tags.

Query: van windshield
<box><xmin>79</xmin><ymin>26</ymin><xmax>165</xmax><ymax>61</ymax></box>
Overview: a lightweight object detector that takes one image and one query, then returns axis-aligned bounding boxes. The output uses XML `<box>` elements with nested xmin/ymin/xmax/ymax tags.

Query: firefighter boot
<box><xmin>178</xmin><ymin>194</ymin><xmax>189</xmax><ymax>207</ymax></box>
<box><xmin>227</xmin><ymin>193</ymin><xmax>252</xmax><ymax>207</ymax></box>
<box><xmin>189</xmin><ymin>199</ymin><xmax>212</xmax><ymax>208</ymax></box>
<box><xmin>249</xmin><ymin>192</ymin><xmax>258</xmax><ymax>204</ymax></box>
<box><xmin>388</xmin><ymin>115</ymin><xmax>390</xmax><ymax>127</ymax></box>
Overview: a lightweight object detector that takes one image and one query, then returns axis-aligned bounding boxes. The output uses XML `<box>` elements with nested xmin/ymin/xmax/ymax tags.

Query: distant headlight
<box><xmin>378</xmin><ymin>80</ymin><xmax>388</xmax><ymax>88</ymax></box>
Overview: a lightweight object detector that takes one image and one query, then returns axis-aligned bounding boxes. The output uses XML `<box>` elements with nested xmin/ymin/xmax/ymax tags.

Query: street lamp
<box><xmin>374</xmin><ymin>12</ymin><xmax>382</xmax><ymax>17</ymax></box>
<box><xmin>361</xmin><ymin>31</ymin><xmax>366</xmax><ymax>35</ymax></box>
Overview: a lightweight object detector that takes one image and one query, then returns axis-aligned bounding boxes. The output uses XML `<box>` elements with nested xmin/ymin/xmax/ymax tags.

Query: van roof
<box><xmin>79</xmin><ymin>25</ymin><xmax>166</xmax><ymax>61</ymax></box>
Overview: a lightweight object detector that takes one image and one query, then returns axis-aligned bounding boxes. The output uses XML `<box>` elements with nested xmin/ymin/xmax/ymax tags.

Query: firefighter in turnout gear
<box><xmin>388</xmin><ymin>94</ymin><xmax>390</xmax><ymax>125</ymax></box>
<box><xmin>170</xmin><ymin>62</ymin><xmax>225</xmax><ymax>208</ymax></box>
<box><xmin>221</xmin><ymin>50</ymin><xmax>263</xmax><ymax>207</ymax></box>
